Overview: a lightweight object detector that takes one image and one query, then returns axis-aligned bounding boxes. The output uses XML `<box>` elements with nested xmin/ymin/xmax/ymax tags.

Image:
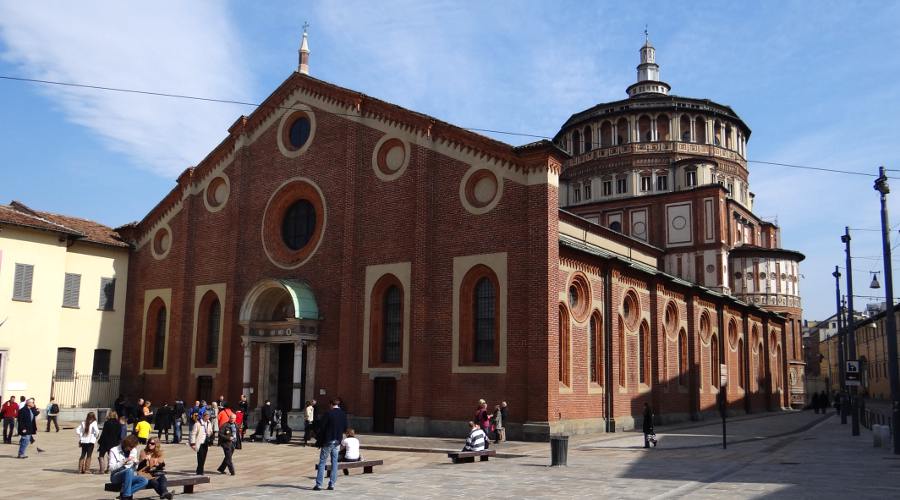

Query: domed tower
<box><xmin>555</xmin><ymin>37</ymin><xmax>805</xmax><ymax>407</ymax></box>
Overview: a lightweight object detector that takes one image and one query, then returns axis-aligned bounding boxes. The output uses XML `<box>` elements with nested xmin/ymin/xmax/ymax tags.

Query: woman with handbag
<box><xmin>190</xmin><ymin>411</ymin><xmax>214</xmax><ymax>475</ymax></box>
<box><xmin>75</xmin><ymin>411</ymin><xmax>100</xmax><ymax>474</ymax></box>
<box><xmin>138</xmin><ymin>437</ymin><xmax>173</xmax><ymax>499</ymax></box>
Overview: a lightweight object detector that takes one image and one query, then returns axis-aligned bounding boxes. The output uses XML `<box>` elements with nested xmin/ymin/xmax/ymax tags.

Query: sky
<box><xmin>1</xmin><ymin>0</ymin><xmax>899</xmax><ymax>320</ymax></box>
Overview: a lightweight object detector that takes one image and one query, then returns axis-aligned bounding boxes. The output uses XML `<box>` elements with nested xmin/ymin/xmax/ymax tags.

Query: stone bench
<box><xmin>447</xmin><ymin>449</ymin><xmax>497</xmax><ymax>463</ymax></box>
<box><xmin>104</xmin><ymin>474</ymin><xmax>210</xmax><ymax>495</ymax></box>
<box><xmin>313</xmin><ymin>459</ymin><xmax>384</xmax><ymax>477</ymax></box>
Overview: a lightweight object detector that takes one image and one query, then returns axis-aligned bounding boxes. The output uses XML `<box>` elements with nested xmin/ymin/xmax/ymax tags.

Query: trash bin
<box><xmin>550</xmin><ymin>434</ymin><xmax>569</xmax><ymax>466</ymax></box>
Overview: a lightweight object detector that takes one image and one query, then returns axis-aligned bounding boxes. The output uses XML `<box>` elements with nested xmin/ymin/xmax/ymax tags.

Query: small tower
<box><xmin>298</xmin><ymin>23</ymin><xmax>310</xmax><ymax>75</ymax></box>
<box><xmin>626</xmin><ymin>29</ymin><xmax>670</xmax><ymax>98</ymax></box>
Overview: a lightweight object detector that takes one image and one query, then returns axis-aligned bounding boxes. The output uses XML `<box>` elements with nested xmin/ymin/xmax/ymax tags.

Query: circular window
<box><xmin>460</xmin><ymin>167</ymin><xmax>502</xmax><ymax>214</ymax></box>
<box><xmin>204</xmin><ymin>175</ymin><xmax>229</xmax><ymax>212</ymax></box>
<box><xmin>699</xmin><ymin>312</ymin><xmax>711</xmax><ymax>342</ymax></box>
<box><xmin>277</xmin><ymin>108</ymin><xmax>316</xmax><ymax>158</ymax></box>
<box><xmin>759</xmin><ymin>272</ymin><xmax>767</xmax><ymax>280</ymax></box>
<box><xmin>705</xmin><ymin>264</ymin><xmax>715</xmax><ymax>274</ymax></box>
<box><xmin>151</xmin><ymin>226</ymin><xmax>171</xmax><ymax>260</ymax></box>
<box><xmin>734</xmin><ymin>272</ymin><xmax>742</xmax><ymax>280</ymax></box>
<box><xmin>672</xmin><ymin>216</ymin><xmax>687</xmax><ymax>230</ymax></box>
<box><xmin>568</xmin><ymin>273</ymin><xmax>591</xmax><ymax>322</ymax></box>
<box><xmin>664</xmin><ymin>301</ymin><xmax>678</xmax><ymax>338</ymax></box>
<box><xmin>287</xmin><ymin>115</ymin><xmax>311</xmax><ymax>150</ymax></box>
<box><xmin>262</xmin><ymin>178</ymin><xmax>326</xmax><ymax>269</ymax></box>
<box><xmin>281</xmin><ymin>200</ymin><xmax>316</xmax><ymax>250</ymax></box>
<box><xmin>780</xmin><ymin>273</ymin><xmax>786</xmax><ymax>281</ymax></box>
<box><xmin>622</xmin><ymin>290</ymin><xmax>640</xmax><ymax>331</ymax></box>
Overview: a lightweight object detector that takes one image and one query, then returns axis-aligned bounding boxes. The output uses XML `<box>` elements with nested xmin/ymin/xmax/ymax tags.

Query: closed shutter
<box><xmin>13</xmin><ymin>263</ymin><xmax>34</xmax><ymax>301</ymax></box>
<box><xmin>55</xmin><ymin>347</ymin><xmax>76</xmax><ymax>379</ymax></box>
<box><xmin>99</xmin><ymin>277</ymin><xmax>116</xmax><ymax>310</ymax></box>
<box><xmin>62</xmin><ymin>273</ymin><xmax>81</xmax><ymax>307</ymax></box>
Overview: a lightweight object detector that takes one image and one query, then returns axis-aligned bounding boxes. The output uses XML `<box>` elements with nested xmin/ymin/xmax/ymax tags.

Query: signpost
<box><xmin>845</xmin><ymin>360</ymin><xmax>861</xmax><ymax>386</ymax></box>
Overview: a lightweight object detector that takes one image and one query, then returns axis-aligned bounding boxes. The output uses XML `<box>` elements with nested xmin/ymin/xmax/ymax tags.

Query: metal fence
<box><xmin>50</xmin><ymin>373</ymin><xmax>120</xmax><ymax>408</ymax></box>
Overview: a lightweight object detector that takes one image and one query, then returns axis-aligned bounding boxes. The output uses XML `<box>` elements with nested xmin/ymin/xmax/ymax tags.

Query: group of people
<box><xmin>810</xmin><ymin>391</ymin><xmax>834</xmax><ymax>414</ymax></box>
<box><xmin>1</xmin><ymin>395</ymin><xmax>43</xmax><ymax>458</ymax></box>
<box><xmin>463</xmin><ymin>399</ymin><xmax>508</xmax><ymax>452</ymax></box>
<box><xmin>312</xmin><ymin>398</ymin><xmax>360</xmax><ymax>491</ymax></box>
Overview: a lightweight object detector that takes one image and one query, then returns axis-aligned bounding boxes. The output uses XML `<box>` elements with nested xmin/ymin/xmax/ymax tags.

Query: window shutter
<box><xmin>55</xmin><ymin>347</ymin><xmax>76</xmax><ymax>378</ymax></box>
<box><xmin>99</xmin><ymin>278</ymin><xmax>116</xmax><ymax>310</ymax></box>
<box><xmin>13</xmin><ymin>263</ymin><xmax>34</xmax><ymax>300</ymax></box>
<box><xmin>63</xmin><ymin>273</ymin><xmax>81</xmax><ymax>307</ymax></box>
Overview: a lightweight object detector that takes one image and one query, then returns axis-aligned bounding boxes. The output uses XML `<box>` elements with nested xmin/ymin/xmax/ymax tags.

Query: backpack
<box><xmin>50</xmin><ymin>403</ymin><xmax>59</xmax><ymax>414</ymax></box>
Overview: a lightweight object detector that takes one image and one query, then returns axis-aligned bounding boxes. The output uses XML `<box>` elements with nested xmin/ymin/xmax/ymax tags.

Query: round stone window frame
<box><xmin>460</xmin><ymin>165</ymin><xmax>503</xmax><ymax>215</ymax></box>
<box><xmin>372</xmin><ymin>135</ymin><xmax>411</xmax><ymax>181</ymax></box>
<box><xmin>261</xmin><ymin>177</ymin><xmax>327</xmax><ymax>270</ymax></box>
<box><xmin>622</xmin><ymin>290</ymin><xmax>641</xmax><ymax>332</ymax></box>
<box><xmin>699</xmin><ymin>311</ymin><xmax>712</xmax><ymax>344</ymax></box>
<box><xmin>150</xmin><ymin>224</ymin><xmax>172</xmax><ymax>261</ymax></box>
<box><xmin>203</xmin><ymin>174</ymin><xmax>230</xmax><ymax>213</ymax></box>
<box><xmin>276</xmin><ymin>105</ymin><xmax>317</xmax><ymax>159</ymax></box>
<box><xmin>567</xmin><ymin>273</ymin><xmax>592</xmax><ymax>323</ymax></box>
<box><xmin>664</xmin><ymin>301</ymin><xmax>679</xmax><ymax>340</ymax></box>
<box><xmin>727</xmin><ymin>319</ymin><xmax>739</xmax><ymax>350</ymax></box>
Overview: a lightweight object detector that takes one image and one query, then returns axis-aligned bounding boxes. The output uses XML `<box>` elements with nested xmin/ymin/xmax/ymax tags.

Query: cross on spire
<box><xmin>303</xmin><ymin>21</ymin><xmax>310</xmax><ymax>34</ymax></box>
<box><xmin>644</xmin><ymin>25</ymin><xmax>649</xmax><ymax>42</ymax></box>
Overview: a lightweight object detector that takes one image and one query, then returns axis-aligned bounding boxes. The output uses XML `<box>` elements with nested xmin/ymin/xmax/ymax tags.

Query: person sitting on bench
<box><xmin>138</xmin><ymin>437</ymin><xmax>174</xmax><ymax>500</ymax></box>
<box><xmin>108</xmin><ymin>435</ymin><xmax>148</xmax><ymax>500</ymax></box>
<box><xmin>462</xmin><ymin>421</ymin><xmax>486</xmax><ymax>452</ymax></box>
<box><xmin>339</xmin><ymin>428</ymin><xmax>361</xmax><ymax>462</ymax></box>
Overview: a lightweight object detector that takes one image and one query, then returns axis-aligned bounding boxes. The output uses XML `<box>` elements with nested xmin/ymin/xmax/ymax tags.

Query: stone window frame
<box><xmin>369</xmin><ymin>273</ymin><xmax>405</xmax><ymax>369</ymax></box>
<box><xmin>140</xmin><ymin>289</ymin><xmax>171</xmax><ymax>375</ymax></box>
<box><xmin>558</xmin><ymin>303</ymin><xmax>572</xmax><ymax>391</ymax></box>
<box><xmin>362</xmin><ymin>263</ymin><xmax>411</xmax><ymax>376</ymax></box>
<box><xmin>451</xmin><ymin>253</ymin><xmax>507</xmax><ymax>374</ymax></box>
<box><xmin>191</xmin><ymin>285</ymin><xmax>226</xmax><ymax>375</ymax></box>
<box><xmin>588</xmin><ymin>310</ymin><xmax>603</xmax><ymax>392</ymax></box>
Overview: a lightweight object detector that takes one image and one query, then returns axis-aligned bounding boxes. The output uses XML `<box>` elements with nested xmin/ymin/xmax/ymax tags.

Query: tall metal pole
<box><xmin>843</xmin><ymin>227</ymin><xmax>861</xmax><ymax>436</ymax></box>
<box><xmin>874</xmin><ymin>166</ymin><xmax>900</xmax><ymax>455</ymax></box>
<box><xmin>834</xmin><ymin>267</ymin><xmax>847</xmax><ymax>424</ymax></box>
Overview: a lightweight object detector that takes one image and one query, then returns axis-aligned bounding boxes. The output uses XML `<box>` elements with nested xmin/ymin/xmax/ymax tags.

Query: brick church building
<box><xmin>118</xmin><ymin>32</ymin><xmax>803</xmax><ymax>439</ymax></box>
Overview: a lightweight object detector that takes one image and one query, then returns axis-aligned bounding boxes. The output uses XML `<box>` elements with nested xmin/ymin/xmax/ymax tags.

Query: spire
<box><xmin>626</xmin><ymin>28</ymin><xmax>670</xmax><ymax>98</ymax></box>
<box><xmin>298</xmin><ymin>22</ymin><xmax>310</xmax><ymax>75</ymax></box>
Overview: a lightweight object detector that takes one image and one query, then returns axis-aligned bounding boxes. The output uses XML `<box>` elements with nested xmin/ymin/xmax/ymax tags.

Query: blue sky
<box><xmin>1</xmin><ymin>1</ymin><xmax>899</xmax><ymax>320</ymax></box>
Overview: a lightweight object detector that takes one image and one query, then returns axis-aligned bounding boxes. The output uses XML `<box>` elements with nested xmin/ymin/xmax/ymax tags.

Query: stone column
<box><xmin>689</xmin><ymin>117</ymin><xmax>696</xmax><ymax>143</ymax></box>
<box><xmin>650</xmin><ymin>117</ymin><xmax>658</xmax><ymax>141</ymax></box>
<box><xmin>292</xmin><ymin>340</ymin><xmax>303</xmax><ymax>410</ymax></box>
<box><xmin>612</xmin><ymin>123</ymin><xmax>618</xmax><ymax>145</ymax></box>
<box><xmin>242</xmin><ymin>338</ymin><xmax>252</xmax><ymax>400</ymax></box>
<box><xmin>304</xmin><ymin>342</ymin><xmax>317</xmax><ymax>404</ymax></box>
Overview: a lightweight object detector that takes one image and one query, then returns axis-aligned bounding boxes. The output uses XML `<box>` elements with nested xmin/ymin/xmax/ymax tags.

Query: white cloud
<box><xmin>0</xmin><ymin>1</ymin><xmax>252</xmax><ymax>177</ymax></box>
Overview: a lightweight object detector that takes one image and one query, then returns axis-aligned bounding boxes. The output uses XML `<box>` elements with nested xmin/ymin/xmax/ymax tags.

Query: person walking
<box><xmin>313</xmin><ymin>399</ymin><xmax>348</xmax><ymax>491</ymax></box>
<box><xmin>303</xmin><ymin>400</ymin><xmax>316</xmax><ymax>445</ymax></box>
<box><xmin>45</xmin><ymin>397</ymin><xmax>60</xmax><ymax>432</ymax></box>
<box><xmin>216</xmin><ymin>413</ymin><xmax>238</xmax><ymax>475</ymax></box>
<box><xmin>2</xmin><ymin>395</ymin><xmax>18</xmax><ymax>444</ymax></box>
<box><xmin>108</xmin><ymin>435</ymin><xmax>148</xmax><ymax>500</ymax></box>
<box><xmin>237</xmin><ymin>394</ymin><xmax>249</xmax><ymax>438</ymax></box>
<box><xmin>642</xmin><ymin>403</ymin><xmax>657</xmax><ymax>448</ymax></box>
<box><xmin>491</xmin><ymin>404</ymin><xmax>503</xmax><ymax>444</ymax></box>
<box><xmin>75</xmin><ymin>411</ymin><xmax>100</xmax><ymax>473</ymax></box>
<box><xmin>16</xmin><ymin>398</ymin><xmax>39</xmax><ymax>458</ymax></box>
<box><xmin>190</xmin><ymin>412</ymin><xmax>214</xmax><ymax>475</ymax></box>
<box><xmin>97</xmin><ymin>411</ymin><xmax>124</xmax><ymax>474</ymax></box>
<box><xmin>171</xmin><ymin>400</ymin><xmax>184</xmax><ymax>444</ymax></box>
<box><xmin>155</xmin><ymin>402</ymin><xmax>172</xmax><ymax>443</ymax></box>
<box><xmin>134</xmin><ymin>416</ymin><xmax>152</xmax><ymax>445</ymax></box>
<box><xmin>474</xmin><ymin>399</ymin><xmax>490</xmax><ymax>449</ymax></box>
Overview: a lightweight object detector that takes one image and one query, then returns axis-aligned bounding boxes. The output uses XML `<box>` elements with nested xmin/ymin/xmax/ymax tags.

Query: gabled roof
<box><xmin>0</xmin><ymin>201</ymin><xmax>128</xmax><ymax>248</ymax></box>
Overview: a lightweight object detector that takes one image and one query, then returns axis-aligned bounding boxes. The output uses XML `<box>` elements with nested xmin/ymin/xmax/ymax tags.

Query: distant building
<box><xmin>0</xmin><ymin>201</ymin><xmax>128</xmax><ymax>409</ymax></box>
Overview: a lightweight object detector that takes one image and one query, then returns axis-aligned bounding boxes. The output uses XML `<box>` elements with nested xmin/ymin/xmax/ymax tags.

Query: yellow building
<box><xmin>0</xmin><ymin>201</ymin><xmax>128</xmax><ymax>410</ymax></box>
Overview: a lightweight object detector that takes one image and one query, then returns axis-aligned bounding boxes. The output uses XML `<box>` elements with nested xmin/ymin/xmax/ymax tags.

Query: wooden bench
<box><xmin>104</xmin><ymin>474</ymin><xmax>210</xmax><ymax>495</ymax></box>
<box><xmin>448</xmin><ymin>449</ymin><xmax>497</xmax><ymax>463</ymax></box>
<box><xmin>312</xmin><ymin>459</ymin><xmax>384</xmax><ymax>477</ymax></box>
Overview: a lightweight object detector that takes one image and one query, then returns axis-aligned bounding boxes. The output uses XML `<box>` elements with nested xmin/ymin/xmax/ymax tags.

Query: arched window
<box><xmin>589</xmin><ymin>312</ymin><xmax>602</xmax><ymax>385</ymax></box>
<box><xmin>696</xmin><ymin>117</ymin><xmax>707</xmax><ymax>144</ymax></box>
<box><xmin>639</xmin><ymin>321</ymin><xmax>649</xmax><ymax>385</ymax></box>
<box><xmin>657</xmin><ymin>114</ymin><xmax>670</xmax><ymax>141</ymax></box>
<box><xmin>583</xmin><ymin>125</ymin><xmax>593</xmax><ymax>152</ymax></box>
<box><xmin>678</xmin><ymin>329</ymin><xmax>687</xmax><ymax>386</ymax></box>
<box><xmin>600</xmin><ymin>122</ymin><xmax>613</xmax><ymax>147</ymax></box>
<box><xmin>206</xmin><ymin>298</ymin><xmax>221</xmax><ymax>365</ymax></box>
<box><xmin>710</xmin><ymin>334</ymin><xmax>719</xmax><ymax>388</ymax></box>
<box><xmin>382</xmin><ymin>286</ymin><xmax>402</xmax><ymax>363</ymax></box>
<box><xmin>369</xmin><ymin>274</ymin><xmax>404</xmax><ymax>367</ymax></box>
<box><xmin>616</xmin><ymin>118</ymin><xmax>629</xmax><ymax>144</ymax></box>
<box><xmin>738</xmin><ymin>338</ymin><xmax>745</xmax><ymax>389</ymax></box>
<box><xmin>459</xmin><ymin>265</ymin><xmax>500</xmax><ymax>366</ymax></box>
<box><xmin>474</xmin><ymin>279</ymin><xmax>496</xmax><ymax>363</ymax></box>
<box><xmin>618</xmin><ymin>317</ymin><xmax>626</xmax><ymax>388</ymax></box>
<box><xmin>572</xmin><ymin>129</ymin><xmax>582</xmax><ymax>155</ymax></box>
<box><xmin>559</xmin><ymin>304</ymin><xmax>571</xmax><ymax>386</ymax></box>
<box><xmin>609</xmin><ymin>221</ymin><xmax>622</xmax><ymax>232</ymax></box>
<box><xmin>144</xmin><ymin>297</ymin><xmax>167</xmax><ymax>370</ymax></box>
<box><xmin>639</xmin><ymin>115</ymin><xmax>652</xmax><ymax>142</ymax></box>
<box><xmin>680</xmin><ymin>115</ymin><xmax>691</xmax><ymax>142</ymax></box>
<box><xmin>757</xmin><ymin>343</ymin><xmax>765</xmax><ymax>391</ymax></box>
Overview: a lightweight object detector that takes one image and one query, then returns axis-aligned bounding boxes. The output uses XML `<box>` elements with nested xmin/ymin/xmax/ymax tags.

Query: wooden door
<box><xmin>372</xmin><ymin>377</ymin><xmax>396</xmax><ymax>433</ymax></box>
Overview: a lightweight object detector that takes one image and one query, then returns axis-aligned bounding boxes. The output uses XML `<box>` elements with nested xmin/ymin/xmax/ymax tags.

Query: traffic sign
<box><xmin>846</xmin><ymin>360</ymin><xmax>861</xmax><ymax>386</ymax></box>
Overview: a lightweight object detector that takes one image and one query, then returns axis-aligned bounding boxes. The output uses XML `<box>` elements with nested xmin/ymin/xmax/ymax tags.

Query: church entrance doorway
<box><xmin>372</xmin><ymin>377</ymin><xmax>396</xmax><ymax>433</ymax></box>
<box><xmin>276</xmin><ymin>343</ymin><xmax>294</xmax><ymax>414</ymax></box>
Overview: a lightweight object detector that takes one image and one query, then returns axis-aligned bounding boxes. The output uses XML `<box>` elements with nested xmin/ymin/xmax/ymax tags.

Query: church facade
<box><xmin>117</xmin><ymin>34</ymin><xmax>800</xmax><ymax>439</ymax></box>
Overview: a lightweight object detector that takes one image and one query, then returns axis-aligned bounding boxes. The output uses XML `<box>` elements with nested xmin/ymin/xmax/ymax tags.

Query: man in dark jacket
<box><xmin>16</xmin><ymin>398</ymin><xmax>39</xmax><ymax>458</ymax></box>
<box><xmin>259</xmin><ymin>400</ymin><xmax>275</xmax><ymax>441</ymax></box>
<box><xmin>642</xmin><ymin>403</ymin><xmax>657</xmax><ymax>448</ymax></box>
<box><xmin>172</xmin><ymin>400</ymin><xmax>185</xmax><ymax>444</ymax></box>
<box><xmin>313</xmin><ymin>400</ymin><xmax>348</xmax><ymax>491</ymax></box>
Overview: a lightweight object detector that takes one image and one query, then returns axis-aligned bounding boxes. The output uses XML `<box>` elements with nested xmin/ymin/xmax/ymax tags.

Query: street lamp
<box><xmin>842</xmin><ymin>227</ymin><xmax>861</xmax><ymax>436</ymax></box>
<box><xmin>833</xmin><ymin>267</ymin><xmax>847</xmax><ymax>424</ymax></box>
<box><xmin>873</xmin><ymin>166</ymin><xmax>900</xmax><ymax>455</ymax></box>
<box><xmin>871</xmin><ymin>272</ymin><xmax>882</xmax><ymax>290</ymax></box>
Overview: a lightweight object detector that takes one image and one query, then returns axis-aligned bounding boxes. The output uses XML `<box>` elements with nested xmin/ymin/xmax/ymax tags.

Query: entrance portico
<box><xmin>238</xmin><ymin>279</ymin><xmax>320</xmax><ymax>413</ymax></box>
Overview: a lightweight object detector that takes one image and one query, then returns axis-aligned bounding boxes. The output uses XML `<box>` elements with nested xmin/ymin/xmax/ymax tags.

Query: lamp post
<box><xmin>842</xmin><ymin>227</ymin><xmax>861</xmax><ymax>436</ymax></box>
<box><xmin>874</xmin><ymin>166</ymin><xmax>900</xmax><ymax>455</ymax></box>
<box><xmin>833</xmin><ymin>267</ymin><xmax>847</xmax><ymax>424</ymax></box>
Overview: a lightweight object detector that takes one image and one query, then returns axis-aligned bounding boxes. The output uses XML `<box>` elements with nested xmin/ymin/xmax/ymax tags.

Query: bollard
<box><xmin>879</xmin><ymin>425</ymin><xmax>891</xmax><ymax>449</ymax></box>
<box><xmin>873</xmin><ymin>425</ymin><xmax>883</xmax><ymax>447</ymax></box>
<box><xmin>550</xmin><ymin>434</ymin><xmax>569</xmax><ymax>466</ymax></box>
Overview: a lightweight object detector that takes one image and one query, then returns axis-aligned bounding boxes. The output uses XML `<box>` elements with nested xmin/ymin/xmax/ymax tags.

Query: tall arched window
<box><xmin>757</xmin><ymin>343</ymin><xmax>765</xmax><ymax>391</ymax></box>
<box><xmin>474</xmin><ymin>278</ymin><xmax>496</xmax><ymax>363</ymax></box>
<box><xmin>618</xmin><ymin>317</ymin><xmax>626</xmax><ymax>388</ymax></box>
<box><xmin>572</xmin><ymin>129</ymin><xmax>582</xmax><ymax>155</ymax></box>
<box><xmin>589</xmin><ymin>312</ymin><xmax>602</xmax><ymax>385</ymax></box>
<box><xmin>144</xmin><ymin>297</ymin><xmax>167</xmax><ymax>370</ymax></box>
<box><xmin>738</xmin><ymin>338</ymin><xmax>745</xmax><ymax>389</ymax></box>
<box><xmin>559</xmin><ymin>304</ymin><xmax>571</xmax><ymax>386</ymax></box>
<box><xmin>600</xmin><ymin>122</ymin><xmax>613</xmax><ymax>147</ymax></box>
<box><xmin>382</xmin><ymin>285</ymin><xmax>402</xmax><ymax>364</ymax></box>
<box><xmin>583</xmin><ymin>125</ymin><xmax>593</xmax><ymax>152</ymax></box>
<box><xmin>678</xmin><ymin>329</ymin><xmax>687</xmax><ymax>386</ymax></box>
<box><xmin>710</xmin><ymin>334</ymin><xmax>719</xmax><ymax>389</ymax></box>
<box><xmin>459</xmin><ymin>265</ymin><xmax>500</xmax><ymax>366</ymax></box>
<box><xmin>639</xmin><ymin>322</ymin><xmax>649</xmax><ymax>385</ymax></box>
<box><xmin>205</xmin><ymin>298</ymin><xmax>221</xmax><ymax>365</ymax></box>
<box><xmin>616</xmin><ymin>118</ymin><xmax>629</xmax><ymax>144</ymax></box>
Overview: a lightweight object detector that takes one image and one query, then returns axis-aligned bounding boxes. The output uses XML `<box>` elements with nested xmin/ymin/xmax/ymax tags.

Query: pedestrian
<box><xmin>16</xmin><ymin>398</ymin><xmax>38</xmax><ymax>458</ymax></box>
<box><xmin>238</xmin><ymin>394</ymin><xmax>249</xmax><ymax>438</ymax></box>
<box><xmin>114</xmin><ymin>395</ymin><xmax>126</xmax><ymax>419</ymax></box>
<box><xmin>810</xmin><ymin>392</ymin><xmax>819</xmax><ymax>414</ymax></box>
<box><xmin>190</xmin><ymin>412</ymin><xmax>214</xmax><ymax>475</ymax></box>
<box><xmin>134</xmin><ymin>416</ymin><xmax>152</xmax><ymax>445</ymax></box>
<box><xmin>491</xmin><ymin>404</ymin><xmax>503</xmax><ymax>444</ymax></box>
<box><xmin>45</xmin><ymin>397</ymin><xmax>60</xmax><ymax>432</ymax></box>
<box><xmin>474</xmin><ymin>399</ymin><xmax>490</xmax><ymax>449</ymax></box>
<box><xmin>499</xmin><ymin>401</ymin><xmax>508</xmax><ymax>442</ymax></box>
<box><xmin>187</xmin><ymin>400</ymin><xmax>201</xmax><ymax>435</ymax></box>
<box><xmin>171</xmin><ymin>400</ymin><xmax>185</xmax><ymax>444</ymax></box>
<box><xmin>339</xmin><ymin>428</ymin><xmax>361</xmax><ymax>463</ymax></box>
<box><xmin>642</xmin><ymin>403</ymin><xmax>657</xmax><ymax>448</ymax></box>
<box><xmin>75</xmin><ymin>411</ymin><xmax>100</xmax><ymax>473</ymax></box>
<box><xmin>18</xmin><ymin>395</ymin><xmax>26</xmax><ymax>409</ymax></box>
<box><xmin>155</xmin><ymin>401</ymin><xmax>172</xmax><ymax>443</ymax></box>
<box><xmin>2</xmin><ymin>395</ymin><xmax>18</xmax><ymax>444</ymax></box>
<box><xmin>820</xmin><ymin>391</ymin><xmax>829</xmax><ymax>414</ymax></box>
<box><xmin>258</xmin><ymin>400</ymin><xmax>275</xmax><ymax>441</ymax></box>
<box><xmin>217</xmin><ymin>394</ymin><xmax>227</xmax><ymax>409</ymax></box>
<box><xmin>108</xmin><ymin>435</ymin><xmax>148</xmax><ymax>500</ymax></box>
<box><xmin>97</xmin><ymin>411</ymin><xmax>124</xmax><ymax>474</ymax></box>
<box><xmin>303</xmin><ymin>400</ymin><xmax>316</xmax><ymax>445</ymax></box>
<box><xmin>138</xmin><ymin>437</ymin><xmax>174</xmax><ymax>499</ymax></box>
<box><xmin>313</xmin><ymin>399</ymin><xmax>348</xmax><ymax>491</ymax></box>
<box><xmin>216</xmin><ymin>413</ymin><xmax>238</xmax><ymax>476</ymax></box>
<box><xmin>462</xmin><ymin>421</ymin><xmax>487</xmax><ymax>451</ymax></box>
